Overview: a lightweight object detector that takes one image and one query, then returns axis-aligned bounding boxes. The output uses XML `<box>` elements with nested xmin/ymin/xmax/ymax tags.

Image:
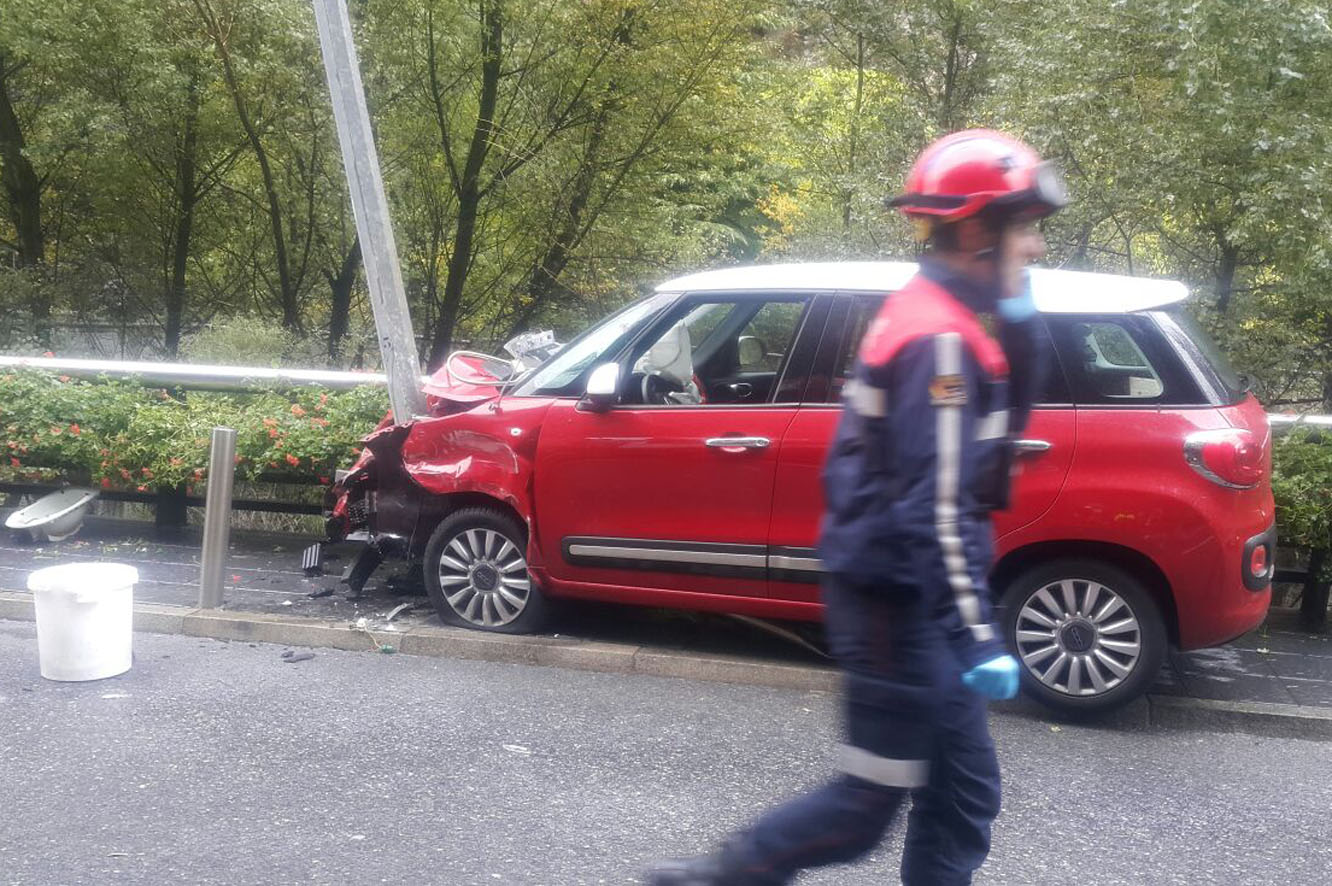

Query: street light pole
<box><xmin>312</xmin><ymin>0</ymin><xmax>425</xmax><ymax>421</ymax></box>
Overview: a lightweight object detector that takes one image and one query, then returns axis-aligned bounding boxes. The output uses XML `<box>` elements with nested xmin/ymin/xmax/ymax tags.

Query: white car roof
<box><xmin>656</xmin><ymin>261</ymin><xmax>1188</xmax><ymax>314</ymax></box>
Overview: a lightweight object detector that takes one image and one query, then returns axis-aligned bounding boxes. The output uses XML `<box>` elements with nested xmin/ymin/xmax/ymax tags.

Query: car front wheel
<box><xmin>423</xmin><ymin>507</ymin><xmax>548</xmax><ymax>634</ymax></box>
<box><xmin>999</xmin><ymin>558</ymin><xmax>1167</xmax><ymax>713</ymax></box>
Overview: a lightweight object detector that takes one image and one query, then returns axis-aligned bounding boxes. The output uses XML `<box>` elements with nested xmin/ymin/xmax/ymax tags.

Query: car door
<box><xmin>767</xmin><ymin>293</ymin><xmax>1076</xmax><ymax>604</ymax></box>
<box><xmin>534</xmin><ymin>293</ymin><xmax>828</xmax><ymax>601</ymax></box>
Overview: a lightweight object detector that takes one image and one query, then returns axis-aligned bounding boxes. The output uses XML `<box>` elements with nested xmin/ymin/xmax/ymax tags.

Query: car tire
<box><xmin>423</xmin><ymin>507</ymin><xmax>548</xmax><ymax>634</ymax></box>
<box><xmin>998</xmin><ymin>558</ymin><xmax>1166</xmax><ymax>714</ymax></box>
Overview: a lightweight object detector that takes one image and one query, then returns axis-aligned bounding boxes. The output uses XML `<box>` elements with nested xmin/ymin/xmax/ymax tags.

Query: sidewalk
<box><xmin>3</xmin><ymin>515</ymin><xmax>1330</xmax><ymax>737</ymax></box>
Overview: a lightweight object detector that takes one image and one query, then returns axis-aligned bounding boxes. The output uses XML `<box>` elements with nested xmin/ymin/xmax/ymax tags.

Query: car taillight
<box><xmin>1183</xmin><ymin>428</ymin><xmax>1265</xmax><ymax>489</ymax></box>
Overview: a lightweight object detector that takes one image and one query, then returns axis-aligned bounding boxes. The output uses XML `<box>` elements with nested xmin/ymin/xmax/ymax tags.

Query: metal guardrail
<box><xmin>1269</xmin><ymin>413</ymin><xmax>1332</xmax><ymax>433</ymax></box>
<box><xmin>0</xmin><ymin>354</ymin><xmax>420</xmax><ymax>391</ymax></box>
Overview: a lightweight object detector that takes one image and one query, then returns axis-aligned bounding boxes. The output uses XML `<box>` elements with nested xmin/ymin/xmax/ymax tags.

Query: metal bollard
<box><xmin>198</xmin><ymin>427</ymin><xmax>237</xmax><ymax>609</ymax></box>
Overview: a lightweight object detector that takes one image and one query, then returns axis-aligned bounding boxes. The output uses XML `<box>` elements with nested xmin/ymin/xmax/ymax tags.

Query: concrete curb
<box><xmin>0</xmin><ymin>592</ymin><xmax>839</xmax><ymax>694</ymax></box>
<box><xmin>3</xmin><ymin>591</ymin><xmax>1328</xmax><ymax>740</ymax></box>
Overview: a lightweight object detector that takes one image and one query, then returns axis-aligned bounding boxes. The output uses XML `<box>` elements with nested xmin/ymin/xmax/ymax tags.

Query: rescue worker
<box><xmin>644</xmin><ymin>129</ymin><xmax>1068</xmax><ymax>886</ymax></box>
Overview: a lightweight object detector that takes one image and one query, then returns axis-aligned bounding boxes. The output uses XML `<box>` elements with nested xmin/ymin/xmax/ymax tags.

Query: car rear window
<box><xmin>1154</xmin><ymin>308</ymin><xmax>1248</xmax><ymax>405</ymax></box>
<box><xmin>1046</xmin><ymin>314</ymin><xmax>1205</xmax><ymax>406</ymax></box>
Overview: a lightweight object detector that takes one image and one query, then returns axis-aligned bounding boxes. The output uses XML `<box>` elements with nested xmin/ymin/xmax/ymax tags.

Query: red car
<box><xmin>329</xmin><ymin>262</ymin><xmax>1274</xmax><ymax>712</ymax></box>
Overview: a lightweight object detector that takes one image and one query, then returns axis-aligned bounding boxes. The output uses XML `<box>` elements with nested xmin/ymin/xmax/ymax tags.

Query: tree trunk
<box><xmin>428</xmin><ymin>0</ymin><xmax>502</xmax><ymax>369</ymax></box>
<box><xmin>939</xmin><ymin>14</ymin><xmax>963</xmax><ymax>131</ymax></box>
<box><xmin>327</xmin><ymin>237</ymin><xmax>361</xmax><ymax>363</ymax></box>
<box><xmin>1214</xmin><ymin>233</ymin><xmax>1239</xmax><ymax>315</ymax></box>
<box><xmin>196</xmin><ymin>0</ymin><xmax>299</xmax><ymax>330</ymax></box>
<box><xmin>842</xmin><ymin>33</ymin><xmax>864</xmax><ymax>235</ymax></box>
<box><xmin>0</xmin><ymin>54</ymin><xmax>43</xmax><ymax>269</ymax></box>
<box><xmin>510</xmin><ymin>109</ymin><xmax>607</xmax><ymax>338</ymax></box>
<box><xmin>1299</xmin><ymin>548</ymin><xmax>1329</xmax><ymax>632</ymax></box>
<box><xmin>165</xmin><ymin>75</ymin><xmax>202</xmax><ymax>357</ymax></box>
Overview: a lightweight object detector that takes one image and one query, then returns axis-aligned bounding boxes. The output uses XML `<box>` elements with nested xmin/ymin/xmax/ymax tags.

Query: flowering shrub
<box><xmin>0</xmin><ymin>370</ymin><xmax>388</xmax><ymax>492</ymax></box>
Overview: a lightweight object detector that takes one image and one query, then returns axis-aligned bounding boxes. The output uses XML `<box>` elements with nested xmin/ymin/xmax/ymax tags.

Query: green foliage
<box><xmin>1271</xmin><ymin>431</ymin><xmax>1332</xmax><ymax>553</ymax></box>
<box><xmin>0</xmin><ymin>370</ymin><xmax>387</xmax><ymax>490</ymax></box>
<box><xmin>179</xmin><ymin>315</ymin><xmax>332</xmax><ymax>367</ymax></box>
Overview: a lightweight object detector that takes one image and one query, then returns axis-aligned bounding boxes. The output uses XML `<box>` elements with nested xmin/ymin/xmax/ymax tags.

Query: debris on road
<box><xmin>307</xmin><ymin>587</ymin><xmax>335</xmax><ymax>599</ymax></box>
<box><xmin>281</xmin><ymin>650</ymin><xmax>315</xmax><ymax>663</ymax></box>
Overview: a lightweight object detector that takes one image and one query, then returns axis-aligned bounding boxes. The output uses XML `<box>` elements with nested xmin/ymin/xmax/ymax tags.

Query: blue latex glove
<box><xmin>997</xmin><ymin>271</ymin><xmax>1037</xmax><ymax>322</ymax></box>
<box><xmin>962</xmin><ymin>654</ymin><xmax>1021</xmax><ymax>700</ymax></box>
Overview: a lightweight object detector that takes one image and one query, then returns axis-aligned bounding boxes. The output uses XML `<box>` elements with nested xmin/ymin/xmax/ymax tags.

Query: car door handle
<box><xmin>705</xmin><ymin>436</ymin><xmax>771</xmax><ymax>450</ymax></box>
<box><xmin>1013</xmin><ymin>438</ymin><xmax>1052</xmax><ymax>454</ymax></box>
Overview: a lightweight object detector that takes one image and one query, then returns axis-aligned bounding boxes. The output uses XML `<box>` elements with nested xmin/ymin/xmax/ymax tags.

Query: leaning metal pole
<box><xmin>198</xmin><ymin>427</ymin><xmax>238</xmax><ymax>609</ymax></box>
<box><xmin>312</xmin><ymin>0</ymin><xmax>425</xmax><ymax>421</ymax></box>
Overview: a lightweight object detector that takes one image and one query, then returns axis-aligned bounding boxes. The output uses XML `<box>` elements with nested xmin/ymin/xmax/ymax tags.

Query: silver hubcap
<box><xmin>1013</xmin><ymin>578</ymin><xmax>1142</xmax><ymax>697</ymax></box>
<box><xmin>437</xmin><ymin>528</ymin><xmax>530</xmax><ymax>628</ymax></box>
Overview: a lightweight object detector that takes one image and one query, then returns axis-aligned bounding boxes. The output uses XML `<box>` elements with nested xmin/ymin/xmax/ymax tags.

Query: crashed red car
<box><xmin>327</xmin><ymin>261</ymin><xmax>1274</xmax><ymax>712</ymax></box>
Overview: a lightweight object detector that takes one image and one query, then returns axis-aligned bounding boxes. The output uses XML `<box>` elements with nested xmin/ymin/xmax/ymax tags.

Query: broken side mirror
<box><xmin>580</xmin><ymin>362</ymin><xmax>621</xmax><ymax>412</ymax></box>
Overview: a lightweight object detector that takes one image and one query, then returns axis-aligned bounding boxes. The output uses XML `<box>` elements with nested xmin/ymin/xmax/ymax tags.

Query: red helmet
<box><xmin>890</xmin><ymin>129</ymin><xmax>1067</xmax><ymax>223</ymax></box>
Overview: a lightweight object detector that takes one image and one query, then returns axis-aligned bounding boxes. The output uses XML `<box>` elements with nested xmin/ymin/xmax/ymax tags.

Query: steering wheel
<box><xmin>642</xmin><ymin>373</ymin><xmax>685</xmax><ymax>405</ymax></box>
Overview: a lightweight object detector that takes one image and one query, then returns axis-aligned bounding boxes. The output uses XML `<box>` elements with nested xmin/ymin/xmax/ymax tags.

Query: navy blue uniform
<box><xmin>724</xmin><ymin>261</ymin><xmax>1046</xmax><ymax>885</ymax></box>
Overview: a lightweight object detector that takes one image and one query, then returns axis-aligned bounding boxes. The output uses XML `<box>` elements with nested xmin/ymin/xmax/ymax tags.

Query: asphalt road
<box><xmin>2</xmin><ymin>621</ymin><xmax>1328</xmax><ymax>886</ymax></box>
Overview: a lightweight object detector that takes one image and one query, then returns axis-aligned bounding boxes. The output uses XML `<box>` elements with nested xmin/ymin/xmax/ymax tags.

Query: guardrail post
<box><xmin>198</xmin><ymin>427</ymin><xmax>237</xmax><ymax>609</ymax></box>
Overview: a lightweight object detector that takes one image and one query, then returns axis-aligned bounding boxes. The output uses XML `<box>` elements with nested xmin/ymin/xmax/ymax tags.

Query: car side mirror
<box><xmin>580</xmin><ymin>363</ymin><xmax>621</xmax><ymax>412</ymax></box>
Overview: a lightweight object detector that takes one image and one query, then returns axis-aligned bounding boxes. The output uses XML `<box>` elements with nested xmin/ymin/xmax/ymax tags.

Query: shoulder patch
<box><xmin>929</xmin><ymin>373</ymin><xmax>967</xmax><ymax>407</ymax></box>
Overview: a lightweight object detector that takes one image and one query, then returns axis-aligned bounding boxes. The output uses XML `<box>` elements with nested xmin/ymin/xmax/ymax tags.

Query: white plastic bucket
<box><xmin>27</xmin><ymin>563</ymin><xmax>138</xmax><ymax>681</ymax></box>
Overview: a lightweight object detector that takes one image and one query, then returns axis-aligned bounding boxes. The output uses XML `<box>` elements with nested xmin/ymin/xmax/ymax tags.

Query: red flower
<box><xmin>42</xmin><ymin>350</ymin><xmax>54</xmax><ymax>358</ymax></box>
<box><xmin>58</xmin><ymin>375</ymin><xmax>70</xmax><ymax>383</ymax></box>
<box><xmin>194</xmin><ymin>469</ymin><xmax>205</xmax><ymax>480</ymax></box>
<box><xmin>120</xmin><ymin>468</ymin><xmax>131</xmax><ymax>480</ymax></box>
<box><xmin>136</xmin><ymin>484</ymin><xmax>147</xmax><ymax>492</ymax></box>
<box><xmin>262</xmin><ymin>417</ymin><xmax>278</xmax><ymax>428</ymax></box>
<box><xmin>267</xmin><ymin>428</ymin><xmax>278</xmax><ymax>439</ymax></box>
<box><xmin>319</xmin><ymin>476</ymin><xmax>330</xmax><ymax>484</ymax></box>
<box><xmin>10</xmin><ymin>457</ymin><xmax>19</xmax><ymax>467</ymax></box>
<box><xmin>290</xmin><ymin>404</ymin><xmax>306</xmax><ymax>418</ymax></box>
<box><xmin>101</xmin><ymin>477</ymin><xmax>112</xmax><ymax>489</ymax></box>
<box><xmin>69</xmin><ymin>423</ymin><xmax>80</xmax><ymax>435</ymax></box>
<box><xmin>285</xmin><ymin>453</ymin><xmax>300</xmax><ymax>467</ymax></box>
<box><xmin>49</xmin><ymin>425</ymin><xmax>63</xmax><ymax>436</ymax></box>
<box><xmin>141</xmin><ymin>467</ymin><xmax>154</xmax><ymax>479</ymax></box>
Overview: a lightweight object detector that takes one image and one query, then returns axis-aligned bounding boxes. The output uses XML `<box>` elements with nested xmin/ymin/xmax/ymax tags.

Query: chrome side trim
<box><xmin>768</xmin><ymin>555</ymin><xmax>823</xmax><ymax>573</ymax></box>
<box><xmin>566</xmin><ymin>543</ymin><xmax>766</xmax><ymax>569</ymax></box>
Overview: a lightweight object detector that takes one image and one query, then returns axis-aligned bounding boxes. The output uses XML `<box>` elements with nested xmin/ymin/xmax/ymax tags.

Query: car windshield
<box><xmin>512</xmin><ymin>292</ymin><xmax>676</xmax><ymax>397</ymax></box>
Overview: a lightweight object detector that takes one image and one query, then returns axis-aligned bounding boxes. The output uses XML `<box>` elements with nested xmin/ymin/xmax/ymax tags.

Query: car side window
<box><xmin>813</xmin><ymin>298</ymin><xmax>1069</xmax><ymax>407</ymax></box>
<box><xmin>1047</xmin><ymin>314</ymin><xmax>1203</xmax><ymax>405</ymax></box>
<box><xmin>620</xmin><ymin>296</ymin><xmax>811</xmax><ymax>406</ymax></box>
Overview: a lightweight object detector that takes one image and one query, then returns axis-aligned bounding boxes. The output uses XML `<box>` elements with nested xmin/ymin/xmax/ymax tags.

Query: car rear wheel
<box><xmin>999</xmin><ymin>558</ymin><xmax>1166</xmax><ymax>713</ymax></box>
<box><xmin>424</xmin><ymin>507</ymin><xmax>548</xmax><ymax>634</ymax></box>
